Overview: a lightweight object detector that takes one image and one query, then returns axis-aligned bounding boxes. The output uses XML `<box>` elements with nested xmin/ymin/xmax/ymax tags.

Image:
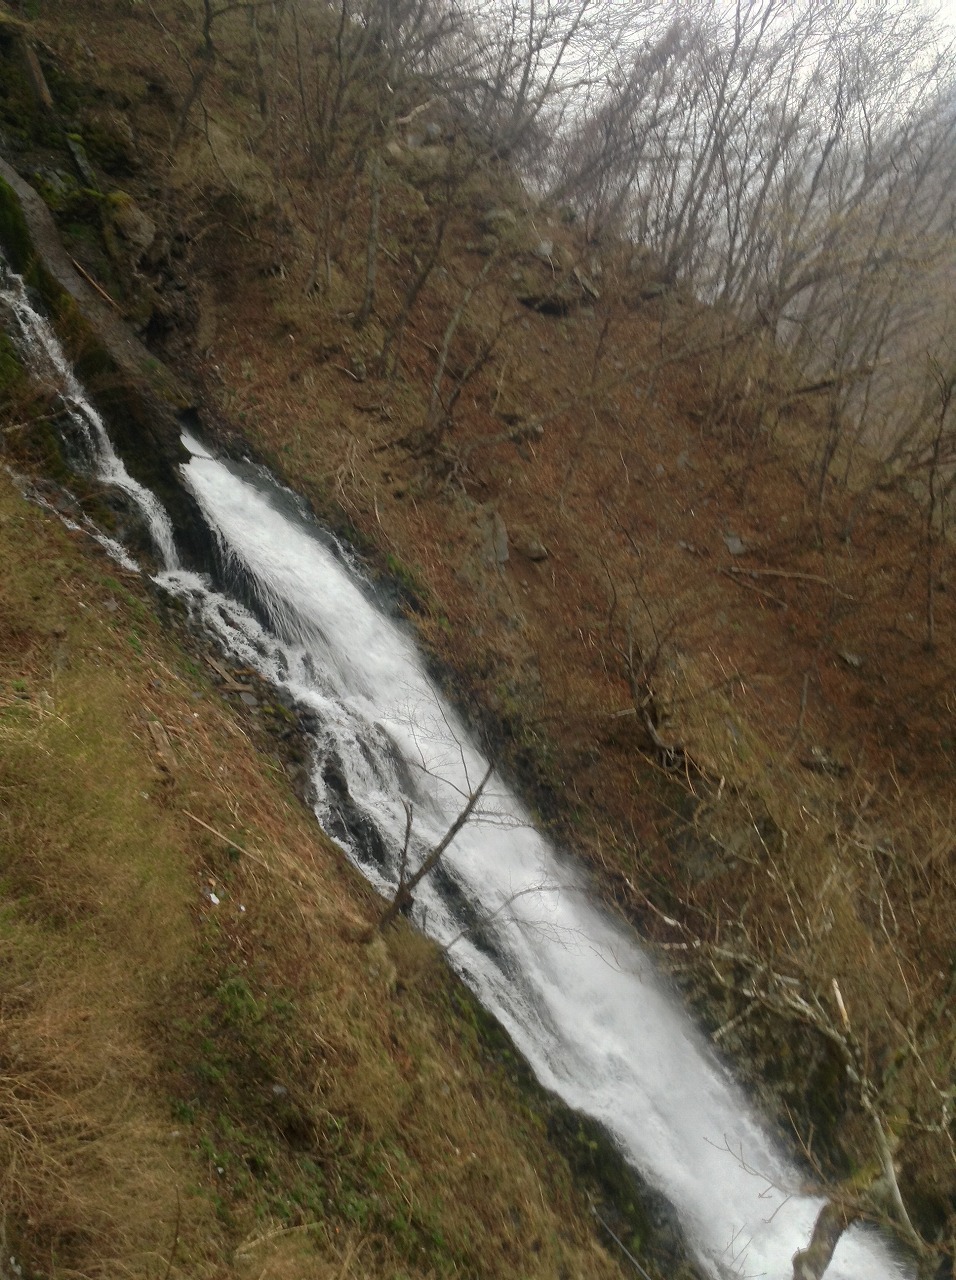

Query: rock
<box><xmin>31</xmin><ymin>166</ymin><xmax>75</xmax><ymax>206</ymax></box>
<box><xmin>482</xmin><ymin>508</ymin><xmax>509</xmax><ymax>569</ymax></box>
<box><xmin>274</xmin><ymin>686</ymin><xmax>298</xmax><ymax>713</ymax></box>
<box><xmin>571</xmin><ymin>265</ymin><xmax>600</xmax><ymax>299</ymax></box>
<box><xmin>491</xmin><ymin>513</ymin><xmax>509</xmax><ymax>566</ymax></box>
<box><xmin>802</xmin><ymin>745</ymin><xmax>848</xmax><ymax>777</ymax></box>
<box><xmin>723</xmin><ymin>533</ymin><xmax>747</xmax><ymax>556</ymax></box>
<box><xmin>16</xmin><ymin>36</ymin><xmax>55</xmax><ymax>114</ymax></box>
<box><xmin>838</xmin><ymin>650</ymin><xmax>863</xmax><ymax>670</ymax></box>
<box><xmin>516</xmin><ymin>534</ymin><xmax>548</xmax><ymax>561</ymax></box>
<box><xmin>111</xmin><ymin>196</ymin><xmax>156</xmax><ymax>255</ymax></box>
<box><xmin>481</xmin><ymin>207</ymin><xmax>518</xmax><ymax>235</ymax></box>
<box><xmin>533</xmin><ymin>238</ymin><xmax>554</xmax><ymax>260</ymax></box>
<box><xmin>64</xmin><ymin>135</ymin><xmax>97</xmax><ymax>187</ymax></box>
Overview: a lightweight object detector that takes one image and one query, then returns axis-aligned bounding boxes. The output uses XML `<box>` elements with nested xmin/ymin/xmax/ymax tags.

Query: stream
<box><xmin>0</xmin><ymin>251</ymin><xmax>910</xmax><ymax>1280</ymax></box>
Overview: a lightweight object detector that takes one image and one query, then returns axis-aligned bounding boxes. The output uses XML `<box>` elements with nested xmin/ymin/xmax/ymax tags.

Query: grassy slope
<box><xmin>1</xmin><ymin>0</ymin><xmax>953</xmax><ymax>1266</ymax></box>
<box><xmin>0</xmin><ymin>471</ymin><xmax>641</xmax><ymax>1279</ymax></box>
<box><xmin>163</xmin><ymin>37</ymin><xmax>953</xmax><ymax>1262</ymax></box>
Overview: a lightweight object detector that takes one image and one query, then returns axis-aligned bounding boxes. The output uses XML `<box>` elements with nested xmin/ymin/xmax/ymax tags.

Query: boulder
<box><xmin>524</xmin><ymin>538</ymin><xmax>548</xmax><ymax>562</ymax></box>
<box><xmin>110</xmin><ymin>194</ymin><xmax>156</xmax><ymax>256</ymax></box>
<box><xmin>482</xmin><ymin>508</ymin><xmax>509</xmax><ymax>569</ymax></box>
<box><xmin>571</xmin><ymin>265</ymin><xmax>600</xmax><ymax>299</ymax></box>
<box><xmin>481</xmin><ymin>206</ymin><xmax>518</xmax><ymax>236</ymax></box>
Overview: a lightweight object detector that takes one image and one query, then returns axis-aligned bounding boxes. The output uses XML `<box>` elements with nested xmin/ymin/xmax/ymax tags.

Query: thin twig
<box><xmin>719</xmin><ymin>567</ymin><xmax>788</xmax><ymax>608</ymax></box>
<box><xmin>723</xmin><ymin>565</ymin><xmax>855</xmax><ymax>599</ymax></box>
<box><xmin>591</xmin><ymin>1205</ymin><xmax>656</xmax><ymax>1280</ymax></box>
<box><xmin>161</xmin><ymin>1190</ymin><xmax>182</xmax><ymax>1280</ymax></box>
<box><xmin>183</xmin><ymin>807</ymin><xmax>247</xmax><ymax>857</ymax></box>
<box><xmin>68</xmin><ymin>256</ymin><xmax>120</xmax><ymax>309</ymax></box>
<box><xmin>786</xmin><ymin>669</ymin><xmax>811</xmax><ymax>753</ymax></box>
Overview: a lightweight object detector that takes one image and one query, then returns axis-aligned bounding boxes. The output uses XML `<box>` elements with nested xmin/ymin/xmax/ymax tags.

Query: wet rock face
<box><xmin>0</xmin><ymin>160</ymin><xmax>219</xmax><ymax>571</ymax></box>
<box><xmin>97</xmin><ymin>487</ymin><xmax>159</xmax><ymax>555</ymax></box>
<box><xmin>77</xmin><ymin>376</ymin><xmax>210</xmax><ymax>566</ymax></box>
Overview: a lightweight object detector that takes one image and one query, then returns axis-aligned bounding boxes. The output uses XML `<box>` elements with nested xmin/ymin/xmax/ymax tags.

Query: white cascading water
<box><xmin>0</xmin><ymin>258</ymin><xmax>178</xmax><ymax>567</ymax></box>
<box><xmin>0</xmin><ymin>252</ymin><xmax>910</xmax><ymax>1280</ymax></box>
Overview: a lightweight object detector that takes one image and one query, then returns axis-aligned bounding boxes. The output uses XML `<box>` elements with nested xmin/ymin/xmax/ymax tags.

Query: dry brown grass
<box><xmin>0</xmin><ymin>456</ymin><xmax>633</xmax><ymax>1280</ymax></box>
<box><xmin>4</xmin><ymin>0</ymin><xmax>954</xmax><ymax>1262</ymax></box>
<box><xmin>111</xmin><ymin>27</ymin><xmax>954</xmax><ymax>1253</ymax></box>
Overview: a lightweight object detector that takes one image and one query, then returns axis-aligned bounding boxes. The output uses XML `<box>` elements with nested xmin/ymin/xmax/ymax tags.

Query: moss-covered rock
<box><xmin>0</xmin><ymin>171</ymin><xmax>37</xmax><ymax>274</ymax></box>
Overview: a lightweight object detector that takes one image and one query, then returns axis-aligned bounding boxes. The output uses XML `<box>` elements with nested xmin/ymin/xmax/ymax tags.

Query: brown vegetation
<box><xmin>0</xmin><ymin>474</ymin><xmax>632</xmax><ymax>1278</ymax></box>
<box><xmin>1</xmin><ymin>0</ymin><xmax>954</xmax><ymax>1273</ymax></box>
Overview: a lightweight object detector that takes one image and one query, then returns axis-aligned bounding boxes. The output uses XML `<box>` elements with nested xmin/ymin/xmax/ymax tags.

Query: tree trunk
<box><xmin>354</xmin><ymin>149</ymin><xmax>381</xmax><ymax>331</ymax></box>
<box><xmin>792</xmin><ymin>1201</ymin><xmax>858</xmax><ymax>1280</ymax></box>
<box><xmin>422</xmin><ymin>252</ymin><xmax>497</xmax><ymax>443</ymax></box>
<box><xmin>377</xmin><ymin>762</ymin><xmax>493</xmax><ymax>931</ymax></box>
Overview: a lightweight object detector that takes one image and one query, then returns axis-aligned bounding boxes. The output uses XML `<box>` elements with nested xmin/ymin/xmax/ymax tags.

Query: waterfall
<box><xmin>0</xmin><ymin>257</ymin><xmax>178</xmax><ymax>567</ymax></box>
<box><xmin>0</xmin><ymin>251</ymin><xmax>910</xmax><ymax>1280</ymax></box>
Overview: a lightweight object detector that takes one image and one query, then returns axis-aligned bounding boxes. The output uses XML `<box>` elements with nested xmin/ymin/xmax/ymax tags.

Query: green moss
<box><xmin>385</xmin><ymin>551</ymin><xmax>429</xmax><ymax>611</ymax></box>
<box><xmin>0</xmin><ymin>178</ymin><xmax>90</xmax><ymax>334</ymax></box>
<box><xmin>0</xmin><ymin>329</ymin><xmax>26</xmax><ymax>397</ymax></box>
<box><xmin>0</xmin><ymin>175</ymin><xmax>37</xmax><ymax>274</ymax></box>
<box><xmin>163</xmin><ymin>942</ymin><xmax>472</xmax><ymax>1270</ymax></box>
<box><xmin>31</xmin><ymin>169</ymin><xmax>76</xmax><ymax>212</ymax></box>
<box><xmin>81</xmin><ymin>122</ymin><xmax>136</xmax><ymax>175</ymax></box>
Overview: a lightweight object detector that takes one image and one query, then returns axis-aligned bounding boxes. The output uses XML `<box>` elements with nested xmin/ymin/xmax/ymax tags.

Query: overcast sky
<box><xmin>937</xmin><ymin>1</ymin><xmax>956</xmax><ymax>35</ymax></box>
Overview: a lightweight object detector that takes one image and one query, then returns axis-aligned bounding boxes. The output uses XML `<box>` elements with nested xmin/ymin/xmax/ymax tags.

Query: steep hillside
<box><xmin>0</xmin><ymin>0</ymin><xmax>953</xmax><ymax>1274</ymax></box>
<box><xmin>0</xmin><ymin>392</ymin><xmax>646</xmax><ymax>1279</ymax></box>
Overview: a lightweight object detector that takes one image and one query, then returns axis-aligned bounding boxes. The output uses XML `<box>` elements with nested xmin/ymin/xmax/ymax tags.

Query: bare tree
<box><xmin>550</xmin><ymin>0</ymin><xmax>956</xmax><ymax>515</ymax></box>
<box><xmin>445</xmin><ymin>0</ymin><xmax>618</xmax><ymax>165</ymax></box>
<box><xmin>150</xmin><ymin>0</ymin><xmax>277</xmax><ymax>158</ymax></box>
<box><xmin>377</xmin><ymin>759</ymin><xmax>494</xmax><ymax>930</ymax></box>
